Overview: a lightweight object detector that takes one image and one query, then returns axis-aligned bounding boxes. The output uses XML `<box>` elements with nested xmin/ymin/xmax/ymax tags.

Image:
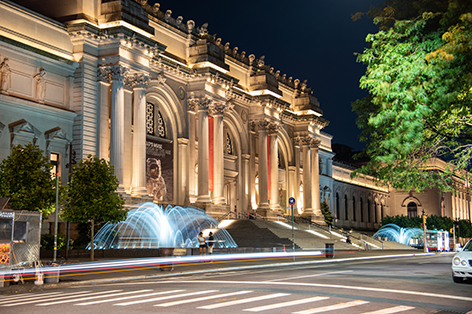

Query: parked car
<box><xmin>452</xmin><ymin>239</ymin><xmax>472</xmax><ymax>283</ymax></box>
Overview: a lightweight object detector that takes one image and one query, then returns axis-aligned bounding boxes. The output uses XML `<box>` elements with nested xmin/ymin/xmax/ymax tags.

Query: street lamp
<box><xmin>50</xmin><ymin>154</ymin><xmax>59</xmax><ymax>262</ymax></box>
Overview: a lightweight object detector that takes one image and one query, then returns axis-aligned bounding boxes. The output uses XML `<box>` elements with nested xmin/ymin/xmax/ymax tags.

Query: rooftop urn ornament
<box><xmin>199</xmin><ymin>23</ymin><xmax>209</xmax><ymax>36</ymax></box>
<box><xmin>257</xmin><ymin>55</ymin><xmax>265</xmax><ymax>67</ymax></box>
<box><xmin>187</xmin><ymin>20</ymin><xmax>195</xmax><ymax>34</ymax></box>
<box><xmin>152</xmin><ymin>3</ymin><xmax>160</xmax><ymax>14</ymax></box>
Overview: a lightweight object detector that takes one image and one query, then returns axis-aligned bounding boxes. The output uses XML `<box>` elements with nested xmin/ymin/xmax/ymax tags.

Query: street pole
<box><xmin>53</xmin><ymin>159</ymin><xmax>59</xmax><ymax>262</ymax></box>
<box><xmin>422</xmin><ymin>209</ymin><xmax>427</xmax><ymax>253</ymax></box>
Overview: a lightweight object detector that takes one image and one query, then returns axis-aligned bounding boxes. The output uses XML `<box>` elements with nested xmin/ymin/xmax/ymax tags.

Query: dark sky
<box><xmin>150</xmin><ymin>0</ymin><xmax>385</xmax><ymax>151</ymax></box>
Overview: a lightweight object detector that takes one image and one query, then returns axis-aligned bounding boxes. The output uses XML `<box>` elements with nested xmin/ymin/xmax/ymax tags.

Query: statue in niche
<box><xmin>33</xmin><ymin>68</ymin><xmax>47</xmax><ymax>102</ymax></box>
<box><xmin>0</xmin><ymin>57</ymin><xmax>11</xmax><ymax>92</ymax></box>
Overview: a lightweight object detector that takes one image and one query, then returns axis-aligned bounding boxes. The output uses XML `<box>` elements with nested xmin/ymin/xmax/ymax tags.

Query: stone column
<box><xmin>196</xmin><ymin>97</ymin><xmax>212</xmax><ymax>203</ymax></box>
<box><xmin>249</xmin><ymin>122</ymin><xmax>257</xmax><ymax>210</ymax></box>
<box><xmin>131</xmin><ymin>74</ymin><xmax>149</xmax><ymax>196</ymax></box>
<box><xmin>311</xmin><ymin>138</ymin><xmax>321</xmax><ymax>217</ymax></box>
<box><xmin>110</xmin><ymin>64</ymin><xmax>127</xmax><ymax>192</ymax></box>
<box><xmin>177</xmin><ymin>138</ymin><xmax>189</xmax><ymax>204</ymax></box>
<box><xmin>268</xmin><ymin>122</ymin><xmax>280</xmax><ymax>211</ymax></box>
<box><xmin>242</xmin><ymin>153</ymin><xmax>251</xmax><ymax>212</ymax></box>
<box><xmin>327</xmin><ymin>157</ymin><xmax>333</xmax><ymax>177</ymax></box>
<box><xmin>187</xmin><ymin>101</ymin><xmax>197</xmax><ymax>202</ymax></box>
<box><xmin>211</xmin><ymin>101</ymin><xmax>227</xmax><ymax>205</ymax></box>
<box><xmin>257</xmin><ymin>120</ymin><xmax>270</xmax><ymax>211</ymax></box>
<box><xmin>301</xmin><ymin>136</ymin><xmax>312</xmax><ymax>216</ymax></box>
<box><xmin>97</xmin><ymin>66</ymin><xmax>110</xmax><ymax>160</ymax></box>
<box><xmin>294</xmin><ymin>137</ymin><xmax>301</xmax><ymax>212</ymax></box>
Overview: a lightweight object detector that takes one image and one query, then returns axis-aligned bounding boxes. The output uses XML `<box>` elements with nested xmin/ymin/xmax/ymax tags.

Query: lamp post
<box><xmin>51</xmin><ymin>156</ymin><xmax>59</xmax><ymax>262</ymax></box>
<box><xmin>422</xmin><ymin>209</ymin><xmax>427</xmax><ymax>253</ymax></box>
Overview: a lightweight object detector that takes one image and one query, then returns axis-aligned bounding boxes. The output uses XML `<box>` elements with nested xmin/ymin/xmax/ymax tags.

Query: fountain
<box><xmin>89</xmin><ymin>203</ymin><xmax>238</xmax><ymax>249</ymax></box>
<box><xmin>373</xmin><ymin>223</ymin><xmax>423</xmax><ymax>246</ymax></box>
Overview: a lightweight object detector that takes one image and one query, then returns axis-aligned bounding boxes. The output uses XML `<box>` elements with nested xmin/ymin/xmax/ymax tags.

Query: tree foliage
<box><xmin>353</xmin><ymin>0</ymin><xmax>472</xmax><ymax>192</ymax></box>
<box><xmin>60</xmin><ymin>155</ymin><xmax>127</xmax><ymax>260</ymax></box>
<box><xmin>0</xmin><ymin>144</ymin><xmax>55</xmax><ymax>217</ymax></box>
<box><xmin>320</xmin><ymin>201</ymin><xmax>334</xmax><ymax>226</ymax></box>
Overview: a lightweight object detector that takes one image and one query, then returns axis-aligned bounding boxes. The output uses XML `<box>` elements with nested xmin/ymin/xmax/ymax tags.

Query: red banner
<box><xmin>209</xmin><ymin>116</ymin><xmax>214</xmax><ymax>192</ymax></box>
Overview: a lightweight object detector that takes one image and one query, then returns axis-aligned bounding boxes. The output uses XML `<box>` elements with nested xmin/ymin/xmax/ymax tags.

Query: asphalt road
<box><xmin>1</xmin><ymin>254</ymin><xmax>471</xmax><ymax>314</ymax></box>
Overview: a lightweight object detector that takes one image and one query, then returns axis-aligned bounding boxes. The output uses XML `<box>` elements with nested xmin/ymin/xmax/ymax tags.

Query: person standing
<box><xmin>207</xmin><ymin>232</ymin><xmax>215</xmax><ymax>255</ymax></box>
<box><xmin>197</xmin><ymin>232</ymin><xmax>206</xmax><ymax>255</ymax></box>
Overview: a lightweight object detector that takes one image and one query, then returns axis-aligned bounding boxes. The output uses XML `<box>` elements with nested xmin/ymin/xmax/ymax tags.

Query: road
<box><xmin>1</xmin><ymin>254</ymin><xmax>471</xmax><ymax>313</ymax></box>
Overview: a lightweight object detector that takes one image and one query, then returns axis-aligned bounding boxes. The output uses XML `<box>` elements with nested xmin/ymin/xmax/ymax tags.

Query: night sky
<box><xmin>150</xmin><ymin>0</ymin><xmax>385</xmax><ymax>151</ymax></box>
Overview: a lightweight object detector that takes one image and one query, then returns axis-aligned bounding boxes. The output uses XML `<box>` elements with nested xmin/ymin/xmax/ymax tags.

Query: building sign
<box><xmin>146</xmin><ymin>138</ymin><xmax>173</xmax><ymax>202</ymax></box>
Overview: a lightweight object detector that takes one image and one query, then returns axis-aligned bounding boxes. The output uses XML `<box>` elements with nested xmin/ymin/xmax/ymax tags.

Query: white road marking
<box><xmin>0</xmin><ymin>292</ymin><xmax>65</xmax><ymax>304</ymax></box>
<box><xmin>294</xmin><ymin>300</ymin><xmax>369</xmax><ymax>313</ymax></box>
<box><xmin>76</xmin><ymin>290</ymin><xmax>184</xmax><ymax>305</ymax></box>
<box><xmin>360</xmin><ymin>305</ymin><xmax>416</xmax><ymax>314</ymax></box>
<box><xmin>177</xmin><ymin>280</ymin><xmax>472</xmax><ymax>302</ymax></box>
<box><xmin>114</xmin><ymin>290</ymin><xmax>218</xmax><ymax>306</ymax></box>
<box><xmin>267</xmin><ymin>270</ymin><xmax>353</xmax><ymax>282</ymax></box>
<box><xmin>36</xmin><ymin>289</ymin><xmax>145</xmax><ymax>306</ymax></box>
<box><xmin>1</xmin><ymin>290</ymin><xmax>93</xmax><ymax>306</ymax></box>
<box><xmin>243</xmin><ymin>296</ymin><xmax>330</xmax><ymax>312</ymax></box>
<box><xmin>155</xmin><ymin>290</ymin><xmax>254</xmax><ymax>307</ymax></box>
<box><xmin>197</xmin><ymin>293</ymin><xmax>290</xmax><ymax>309</ymax></box>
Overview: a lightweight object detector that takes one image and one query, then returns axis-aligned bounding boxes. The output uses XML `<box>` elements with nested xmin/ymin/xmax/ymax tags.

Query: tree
<box><xmin>0</xmin><ymin>143</ymin><xmax>55</xmax><ymax>217</ymax></box>
<box><xmin>352</xmin><ymin>0</ymin><xmax>472</xmax><ymax>192</ymax></box>
<box><xmin>60</xmin><ymin>155</ymin><xmax>127</xmax><ymax>261</ymax></box>
<box><xmin>320</xmin><ymin>201</ymin><xmax>334</xmax><ymax>226</ymax></box>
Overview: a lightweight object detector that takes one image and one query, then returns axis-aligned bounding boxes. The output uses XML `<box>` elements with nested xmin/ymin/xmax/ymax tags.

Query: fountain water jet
<box><xmin>373</xmin><ymin>223</ymin><xmax>423</xmax><ymax>246</ymax></box>
<box><xmin>89</xmin><ymin>202</ymin><xmax>238</xmax><ymax>249</ymax></box>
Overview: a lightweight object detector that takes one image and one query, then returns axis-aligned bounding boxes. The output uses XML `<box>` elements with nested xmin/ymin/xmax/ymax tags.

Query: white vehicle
<box><xmin>452</xmin><ymin>239</ymin><xmax>472</xmax><ymax>283</ymax></box>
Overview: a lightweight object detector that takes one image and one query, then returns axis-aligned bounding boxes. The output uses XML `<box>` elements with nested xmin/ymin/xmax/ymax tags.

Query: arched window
<box><xmin>360</xmin><ymin>197</ymin><xmax>364</xmax><ymax>223</ymax></box>
<box><xmin>367</xmin><ymin>199</ymin><xmax>371</xmax><ymax>223</ymax></box>
<box><xmin>407</xmin><ymin>202</ymin><xmax>417</xmax><ymax>218</ymax></box>
<box><xmin>226</xmin><ymin>132</ymin><xmax>233</xmax><ymax>155</ymax></box>
<box><xmin>344</xmin><ymin>195</ymin><xmax>348</xmax><ymax>220</ymax></box>
<box><xmin>374</xmin><ymin>203</ymin><xmax>378</xmax><ymax>223</ymax></box>
<box><xmin>336</xmin><ymin>193</ymin><xmax>340</xmax><ymax>219</ymax></box>
<box><xmin>146</xmin><ymin>102</ymin><xmax>166</xmax><ymax>138</ymax></box>
<box><xmin>352</xmin><ymin>196</ymin><xmax>356</xmax><ymax>221</ymax></box>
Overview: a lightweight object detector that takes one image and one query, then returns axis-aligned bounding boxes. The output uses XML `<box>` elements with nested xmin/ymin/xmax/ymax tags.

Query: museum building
<box><xmin>0</xmin><ymin>0</ymin><xmax>469</xmax><ymax>234</ymax></box>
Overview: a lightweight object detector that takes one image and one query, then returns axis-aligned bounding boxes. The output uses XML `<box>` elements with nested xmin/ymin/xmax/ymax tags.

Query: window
<box><xmin>226</xmin><ymin>132</ymin><xmax>233</xmax><ymax>155</ymax></box>
<box><xmin>336</xmin><ymin>193</ymin><xmax>340</xmax><ymax>219</ymax></box>
<box><xmin>344</xmin><ymin>195</ymin><xmax>348</xmax><ymax>220</ymax></box>
<box><xmin>146</xmin><ymin>102</ymin><xmax>166</xmax><ymax>138</ymax></box>
<box><xmin>407</xmin><ymin>202</ymin><xmax>417</xmax><ymax>218</ymax></box>
<box><xmin>360</xmin><ymin>198</ymin><xmax>364</xmax><ymax>223</ymax></box>
<box><xmin>367</xmin><ymin>199</ymin><xmax>371</xmax><ymax>223</ymax></box>
<box><xmin>352</xmin><ymin>196</ymin><xmax>356</xmax><ymax>221</ymax></box>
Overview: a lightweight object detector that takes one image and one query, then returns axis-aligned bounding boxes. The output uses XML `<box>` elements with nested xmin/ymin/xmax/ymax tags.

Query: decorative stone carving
<box><xmin>240</xmin><ymin>109</ymin><xmax>248</xmax><ymax>123</ymax></box>
<box><xmin>198</xmin><ymin>23</ymin><xmax>208</xmax><ymax>36</ymax></box>
<box><xmin>97</xmin><ymin>65</ymin><xmax>110</xmax><ymax>82</ymax></box>
<box><xmin>165</xmin><ymin>10</ymin><xmax>172</xmax><ymax>22</ymax></box>
<box><xmin>256</xmin><ymin>119</ymin><xmax>270</xmax><ymax>132</ymax></box>
<box><xmin>210</xmin><ymin>101</ymin><xmax>227</xmax><ymax>116</ymax></box>
<box><xmin>310</xmin><ymin>138</ymin><xmax>321</xmax><ymax>148</ymax></box>
<box><xmin>0</xmin><ymin>57</ymin><xmax>11</xmax><ymax>93</ymax></box>
<box><xmin>178</xmin><ymin>85</ymin><xmax>186</xmax><ymax>100</ymax></box>
<box><xmin>257</xmin><ymin>55</ymin><xmax>265</xmax><ymax>67</ymax></box>
<box><xmin>267</xmin><ymin>122</ymin><xmax>280</xmax><ymax>135</ymax></box>
<box><xmin>133</xmin><ymin>73</ymin><xmax>150</xmax><ymax>89</ymax></box>
<box><xmin>187</xmin><ymin>20</ymin><xmax>195</xmax><ymax>34</ymax></box>
<box><xmin>188</xmin><ymin>96</ymin><xmax>212</xmax><ymax>111</ymax></box>
<box><xmin>300</xmin><ymin>136</ymin><xmax>312</xmax><ymax>147</ymax></box>
<box><xmin>33</xmin><ymin>67</ymin><xmax>47</xmax><ymax>102</ymax></box>
<box><xmin>152</xmin><ymin>3</ymin><xmax>160</xmax><ymax>13</ymax></box>
<box><xmin>110</xmin><ymin>64</ymin><xmax>128</xmax><ymax>81</ymax></box>
<box><xmin>248</xmin><ymin>54</ymin><xmax>255</xmax><ymax>65</ymax></box>
<box><xmin>156</xmin><ymin>72</ymin><xmax>166</xmax><ymax>85</ymax></box>
<box><xmin>249</xmin><ymin>120</ymin><xmax>256</xmax><ymax>133</ymax></box>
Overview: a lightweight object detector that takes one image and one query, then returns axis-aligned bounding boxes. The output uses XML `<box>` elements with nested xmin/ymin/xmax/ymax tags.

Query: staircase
<box><xmin>223</xmin><ymin>220</ymin><xmax>415</xmax><ymax>251</ymax></box>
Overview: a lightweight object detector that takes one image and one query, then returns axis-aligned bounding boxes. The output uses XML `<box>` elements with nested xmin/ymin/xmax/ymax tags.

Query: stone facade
<box><xmin>0</xmin><ymin>0</ymin><xmax>469</xmax><ymax>233</ymax></box>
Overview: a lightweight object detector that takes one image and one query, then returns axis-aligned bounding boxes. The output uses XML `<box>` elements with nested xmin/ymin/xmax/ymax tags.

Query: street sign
<box><xmin>289</xmin><ymin>197</ymin><xmax>295</xmax><ymax>205</ymax></box>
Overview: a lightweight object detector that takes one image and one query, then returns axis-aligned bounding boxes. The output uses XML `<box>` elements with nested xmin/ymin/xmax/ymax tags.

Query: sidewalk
<box><xmin>1</xmin><ymin>249</ymin><xmax>452</xmax><ymax>294</ymax></box>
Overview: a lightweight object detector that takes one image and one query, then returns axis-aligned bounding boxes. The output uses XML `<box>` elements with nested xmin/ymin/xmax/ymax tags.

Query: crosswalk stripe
<box><xmin>360</xmin><ymin>305</ymin><xmax>416</xmax><ymax>314</ymax></box>
<box><xmin>293</xmin><ymin>300</ymin><xmax>370</xmax><ymax>314</ymax></box>
<box><xmin>36</xmin><ymin>289</ymin><xmax>147</xmax><ymax>306</ymax></box>
<box><xmin>114</xmin><ymin>290</ymin><xmax>219</xmax><ymax>306</ymax></box>
<box><xmin>1</xmin><ymin>291</ymin><xmax>93</xmax><ymax>306</ymax></box>
<box><xmin>155</xmin><ymin>290</ymin><xmax>254</xmax><ymax>307</ymax></box>
<box><xmin>197</xmin><ymin>293</ymin><xmax>290</xmax><ymax>309</ymax></box>
<box><xmin>76</xmin><ymin>290</ymin><xmax>184</xmax><ymax>305</ymax></box>
<box><xmin>0</xmin><ymin>292</ymin><xmax>65</xmax><ymax>304</ymax></box>
<box><xmin>243</xmin><ymin>296</ymin><xmax>330</xmax><ymax>312</ymax></box>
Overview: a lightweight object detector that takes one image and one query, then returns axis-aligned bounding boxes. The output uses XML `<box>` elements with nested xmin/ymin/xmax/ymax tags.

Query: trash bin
<box><xmin>159</xmin><ymin>248</ymin><xmax>174</xmax><ymax>271</ymax></box>
<box><xmin>325</xmin><ymin>243</ymin><xmax>335</xmax><ymax>258</ymax></box>
<box><xmin>44</xmin><ymin>261</ymin><xmax>60</xmax><ymax>283</ymax></box>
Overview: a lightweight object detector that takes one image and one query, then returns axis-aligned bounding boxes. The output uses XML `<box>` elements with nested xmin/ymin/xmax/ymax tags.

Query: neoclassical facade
<box><xmin>0</xmin><ymin>0</ymin><xmax>469</xmax><ymax>233</ymax></box>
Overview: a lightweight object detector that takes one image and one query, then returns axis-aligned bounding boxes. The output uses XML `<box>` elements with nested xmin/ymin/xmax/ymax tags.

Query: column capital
<box><xmin>209</xmin><ymin>101</ymin><xmax>227</xmax><ymax>116</ymax></box>
<box><xmin>132</xmin><ymin>73</ymin><xmax>150</xmax><ymax>89</ymax></box>
<box><xmin>110</xmin><ymin>64</ymin><xmax>128</xmax><ymax>81</ymax></box>
<box><xmin>267</xmin><ymin>122</ymin><xmax>280</xmax><ymax>136</ymax></box>
<box><xmin>97</xmin><ymin>65</ymin><xmax>110</xmax><ymax>83</ymax></box>
<box><xmin>310</xmin><ymin>138</ymin><xmax>321</xmax><ymax>149</ymax></box>
<box><xmin>256</xmin><ymin>119</ymin><xmax>270</xmax><ymax>132</ymax></box>
<box><xmin>300</xmin><ymin>135</ymin><xmax>312</xmax><ymax>147</ymax></box>
<box><xmin>189</xmin><ymin>96</ymin><xmax>212</xmax><ymax>112</ymax></box>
